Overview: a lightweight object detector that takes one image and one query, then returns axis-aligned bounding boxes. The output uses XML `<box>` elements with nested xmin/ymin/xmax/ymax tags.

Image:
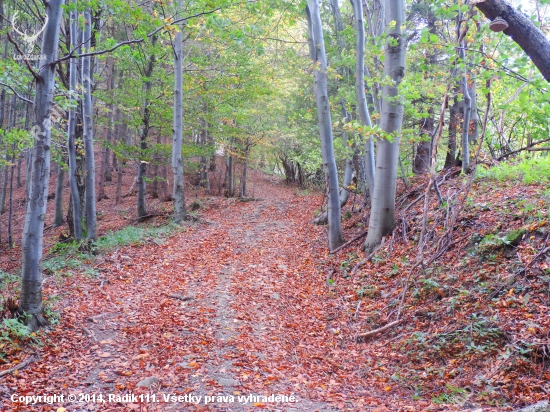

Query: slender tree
<box><xmin>82</xmin><ymin>9</ymin><xmax>97</xmax><ymax>239</ymax></box>
<box><xmin>351</xmin><ymin>0</ymin><xmax>375</xmax><ymax>198</ymax></box>
<box><xmin>67</xmin><ymin>3</ymin><xmax>82</xmax><ymax>240</ymax></box>
<box><xmin>364</xmin><ymin>0</ymin><xmax>406</xmax><ymax>251</ymax></box>
<box><xmin>306</xmin><ymin>0</ymin><xmax>343</xmax><ymax>251</ymax></box>
<box><xmin>172</xmin><ymin>0</ymin><xmax>186</xmax><ymax>223</ymax></box>
<box><xmin>20</xmin><ymin>0</ymin><xmax>65</xmax><ymax>330</ymax></box>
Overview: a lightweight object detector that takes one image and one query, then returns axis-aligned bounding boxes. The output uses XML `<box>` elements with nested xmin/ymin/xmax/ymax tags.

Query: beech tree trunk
<box><xmin>82</xmin><ymin>9</ymin><xmax>97</xmax><ymax>240</ymax></box>
<box><xmin>53</xmin><ymin>163</ymin><xmax>64</xmax><ymax>227</ymax></box>
<box><xmin>68</xmin><ymin>4</ymin><xmax>82</xmax><ymax>240</ymax></box>
<box><xmin>225</xmin><ymin>154</ymin><xmax>234</xmax><ymax>197</ymax></box>
<box><xmin>306</xmin><ymin>0</ymin><xmax>343</xmax><ymax>251</ymax></box>
<box><xmin>351</xmin><ymin>0</ymin><xmax>375</xmax><ymax>198</ymax></box>
<box><xmin>364</xmin><ymin>0</ymin><xmax>406</xmax><ymax>251</ymax></box>
<box><xmin>98</xmin><ymin>61</ymin><xmax>115</xmax><ymax>200</ymax></box>
<box><xmin>314</xmin><ymin>0</ymin><xmax>355</xmax><ymax>226</ymax></box>
<box><xmin>172</xmin><ymin>0</ymin><xmax>186</xmax><ymax>223</ymax></box>
<box><xmin>138</xmin><ymin>37</ymin><xmax>157</xmax><ymax>221</ymax></box>
<box><xmin>7</xmin><ymin>148</ymin><xmax>15</xmax><ymax>246</ymax></box>
<box><xmin>20</xmin><ymin>0</ymin><xmax>64</xmax><ymax>330</ymax></box>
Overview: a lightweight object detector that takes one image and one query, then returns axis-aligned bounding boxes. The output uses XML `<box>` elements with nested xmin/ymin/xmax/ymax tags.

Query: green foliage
<box><xmin>1</xmin><ymin>319</ymin><xmax>30</xmax><ymax>340</ymax></box>
<box><xmin>477</xmin><ymin>156</ymin><xmax>550</xmax><ymax>184</ymax></box>
<box><xmin>432</xmin><ymin>384</ymin><xmax>468</xmax><ymax>405</ymax></box>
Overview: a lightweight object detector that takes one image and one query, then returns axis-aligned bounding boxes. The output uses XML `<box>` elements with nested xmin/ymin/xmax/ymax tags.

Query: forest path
<box><xmin>1</xmin><ymin>174</ymin><xmax>394</xmax><ymax>411</ymax></box>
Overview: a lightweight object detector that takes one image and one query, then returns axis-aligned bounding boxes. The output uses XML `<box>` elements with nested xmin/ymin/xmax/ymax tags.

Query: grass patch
<box><xmin>477</xmin><ymin>155</ymin><xmax>550</xmax><ymax>184</ymax></box>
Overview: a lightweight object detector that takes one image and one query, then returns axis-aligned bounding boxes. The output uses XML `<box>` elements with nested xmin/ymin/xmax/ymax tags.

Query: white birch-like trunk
<box><xmin>82</xmin><ymin>9</ymin><xmax>97</xmax><ymax>240</ymax></box>
<box><xmin>68</xmin><ymin>5</ymin><xmax>82</xmax><ymax>240</ymax></box>
<box><xmin>364</xmin><ymin>0</ymin><xmax>406</xmax><ymax>251</ymax></box>
<box><xmin>172</xmin><ymin>0</ymin><xmax>186</xmax><ymax>223</ymax></box>
<box><xmin>351</xmin><ymin>0</ymin><xmax>375</xmax><ymax>199</ymax></box>
<box><xmin>20</xmin><ymin>0</ymin><xmax>65</xmax><ymax>330</ymax></box>
<box><xmin>306</xmin><ymin>0</ymin><xmax>343</xmax><ymax>251</ymax></box>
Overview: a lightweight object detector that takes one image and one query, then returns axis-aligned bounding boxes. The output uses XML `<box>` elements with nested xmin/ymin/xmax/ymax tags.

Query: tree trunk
<box><xmin>16</xmin><ymin>156</ymin><xmax>22</xmax><ymax>188</ymax></box>
<box><xmin>53</xmin><ymin>163</ymin><xmax>64</xmax><ymax>227</ymax></box>
<box><xmin>199</xmin><ymin>118</ymin><xmax>210</xmax><ymax>194</ymax></box>
<box><xmin>0</xmin><ymin>95</ymin><xmax>15</xmax><ymax>214</ymax></box>
<box><xmin>7</xmin><ymin>147</ymin><xmax>15</xmax><ymax>246</ymax></box>
<box><xmin>82</xmin><ymin>9</ymin><xmax>97</xmax><ymax>240</ymax></box>
<box><xmin>306</xmin><ymin>0</ymin><xmax>344</xmax><ymax>251</ymax></box>
<box><xmin>445</xmin><ymin>94</ymin><xmax>460</xmax><ymax>168</ymax></box>
<box><xmin>460</xmin><ymin>33</ymin><xmax>471</xmax><ymax>174</ymax></box>
<box><xmin>351</xmin><ymin>0</ymin><xmax>375</xmax><ymax>198</ymax></box>
<box><xmin>468</xmin><ymin>73</ymin><xmax>479</xmax><ymax>143</ymax></box>
<box><xmin>67</xmin><ymin>4</ymin><xmax>82</xmax><ymax>240</ymax></box>
<box><xmin>241</xmin><ymin>144</ymin><xmax>249</xmax><ymax>198</ymax></box>
<box><xmin>225</xmin><ymin>154</ymin><xmax>234</xmax><ymax>197</ymax></box>
<box><xmin>314</xmin><ymin>103</ymin><xmax>355</xmax><ymax>225</ymax></box>
<box><xmin>98</xmin><ymin>63</ymin><xmax>115</xmax><ymax>199</ymax></box>
<box><xmin>414</xmin><ymin>17</ymin><xmax>436</xmax><ymax>175</ymax></box>
<box><xmin>20</xmin><ymin>0</ymin><xmax>64</xmax><ymax>330</ymax></box>
<box><xmin>364</xmin><ymin>0</ymin><xmax>406</xmax><ymax>251</ymax></box>
<box><xmin>160</xmin><ymin>133</ymin><xmax>171</xmax><ymax>201</ymax></box>
<box><xmin>172</xmin><ymin>1</ymin><xmax>186</xmax><ymax>223</ymax></box>
<box><xmin>414</xmin><ymin>115</ymin><xmax>433</xmax><ymax>175</ymax></box>
<box><xmin>475</xmin><ymin>0</ymin><xmax>550</xmax><ymax>83</ymax></box>
<box><xmin>138</xmin><ymin>37</ymin><xmax>157</xmax><ymax>221</ymax></box>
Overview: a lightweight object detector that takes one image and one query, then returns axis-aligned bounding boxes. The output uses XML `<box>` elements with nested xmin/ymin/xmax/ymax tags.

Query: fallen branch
<box><xmin>0</xmin><ymin>357</ymin><xmax>35</xmax><ymax>378</ymax></box>
<box><xmin>358</xmin><ymin>319</ymin><xmax>404</xmax><ymax>339</ymax></box>
<box><xmin>329</xmin><ymin>230</ymin><xmax>368</xmax><ymax>254</ymax></box>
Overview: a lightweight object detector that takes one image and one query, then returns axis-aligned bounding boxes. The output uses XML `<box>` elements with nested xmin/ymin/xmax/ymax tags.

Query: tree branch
<box><xmin>496</xmin><ymin>137</ymin><xmax>550</xmax><ymax>160</ymax></box>
<box><xmin>474</xmin><ymin>0</ymin><xmax>550</xmax><ymax>83</ymax></box>
<box><xmin>0</xmin><ymin>82</ymin><xmax>33</xmax><ymax>104</ymax></box>
<box><xmin>52</xmin><ymin>8</ymin><xmax>221</xmax><ymax>64</ymax></box>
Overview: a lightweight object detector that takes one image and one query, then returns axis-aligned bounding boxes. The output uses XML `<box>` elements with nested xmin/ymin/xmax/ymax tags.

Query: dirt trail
<box><xmin>2</xmin><ymin>176</ymin><xmax>392</xmax><ymax>411</ymax></box>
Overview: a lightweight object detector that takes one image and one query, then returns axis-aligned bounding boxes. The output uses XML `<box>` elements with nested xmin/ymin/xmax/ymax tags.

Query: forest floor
<box><xmin>1</xmin><ymin>166</ymin><xmax>550</xmax><ymax>411</ymax></box>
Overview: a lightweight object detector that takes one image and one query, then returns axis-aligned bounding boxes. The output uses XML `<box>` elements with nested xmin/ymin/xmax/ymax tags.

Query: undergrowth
<box><xmin>477</xmin><ymin>155</ymin><xmax>550</xmax><ymax>184</ymax></box>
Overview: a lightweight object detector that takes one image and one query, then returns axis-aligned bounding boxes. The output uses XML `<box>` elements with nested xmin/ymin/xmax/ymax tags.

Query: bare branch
<box><xmin>0</xmin><ymin>82</ymin><xmax>33</xmax><ymax>104</ymax></box>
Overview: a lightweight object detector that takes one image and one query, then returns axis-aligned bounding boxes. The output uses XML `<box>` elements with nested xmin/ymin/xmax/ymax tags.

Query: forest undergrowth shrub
<box><xmin>477</xmin><ymin>155</ymin><xmax>550</xmax><ymax>184</ymax></box>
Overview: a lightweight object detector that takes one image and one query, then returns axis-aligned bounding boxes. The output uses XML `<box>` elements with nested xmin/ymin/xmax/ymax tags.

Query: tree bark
<box><xmin>459</xmin><ymin>31</ymin><xmax>471</xmax><ymax>174</ymax></box>
<box><xmin>98</xmin><ymin>62</ymin><xmax>115</xmax><ymax>200</ymax></box>
<box><xmin>53</xmin><ymin>163</ymin><xmax>64</xmax><ymax>227</ymax></box>
<box><xmin>445</xmin><ymin>94</ymin><xmax>460</xmax><ymax>167</ymax></box>
<box><xmin>67</xmin><ymin>4</ymin><xmax>82</xmax><ymax>240</ymax></box>
<box><xmin>306</xmin><ymin>0</ymin><xmax>344</xmax><ymax>251</ymax></box>
<box><xmin>138</xmin><ymin>37</ymin><xmax>157</xmax><ymax>221</ymax></box>
<box><xmin>414</xmin><ymin>117</ymin><xmax>432</xmax><ymax>175</ymax></box>
<box><xmin>7</xmin><ymin>148</ymin><xmax>15</xmax><ymax>246</ymax></box>
<box><xmin>351</xmin><ymin>0</ymin><xmax>375</xmax><ymax>198</ymax></box>
<box><xmin>475</xmin><ymin>0</ymin><xmax>550</xmax><ymax>83</ymax></box>
<box><xmin>225</xmin><ymin>154</ymin><xmax>234</xmax><ymax>197</ymax></box>
<box><xmin>364</xmin><ymin>0</ymin><xmax>406</xmax><ymax>251</ymax></box>
<box><xmin>82</xmin><ymin>9</ymin><xmax>97</xmax><ymax>240</ymax></box>
<box><xmin>172</xmin><ymin>0</ymin><xmax>186</xmax><ymax>223</ymax></box>
<box><xmin>241</xmin><ymin>143</ymin><xmax>250</xmax><ymax>198</ymax></box>
<box><xmin>20</xmin><ymin>0</ymin><xmax>65</xmax><ymax>330</ymax></box>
